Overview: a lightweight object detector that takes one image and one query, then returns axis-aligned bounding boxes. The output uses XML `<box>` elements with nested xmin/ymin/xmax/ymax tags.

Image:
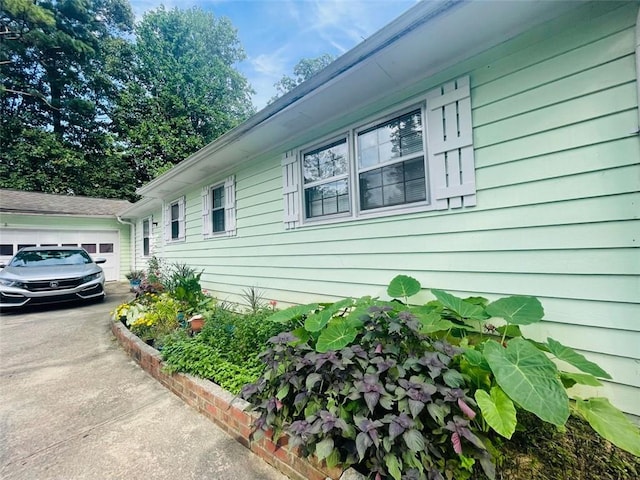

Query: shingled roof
<box><xmin>0</xmin><ymin>189</ymin><xmax>131</xmax><ymax>216</ymax></box>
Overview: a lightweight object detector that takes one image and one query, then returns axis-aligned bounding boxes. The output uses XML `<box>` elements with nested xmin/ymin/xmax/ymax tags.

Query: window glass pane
<box><xmin>171</xmin><ymin>220</ymin><xmax>179</xmax><ymax>239</ymax></box>
<box><xmin>18</xmin><ymin>244</ymin><xmax>36</xmax><ymax>250</ymax></box>
<box><xmin>304</xmin><ymin>178</ymin><xmax>349</xmax><ymax>218</ymax></box>
<box><xmin>171</xmin><ymin>203</ymin><xmax>180</xmax><ymax>221</ymax></box>
<box><xmin>382</xmin><ymin>163</ymin><xmax>404</xmax><ymax>186</ymax></box>
<box><xmin>99</xmin><ymin>243</ymin><xmax>114</xmax><ymax>253</ymax></box>
<box><xmin>212</xmin><ymin>186</ymin><xmax>225</xmax><ymax>209</ymax></box>
<box><xmin>359</xmin><ymin>157</ymin><xmax>426</xmax><ymax>210</ymax></box>
<box><xmin>40</xmin><ymin>244</ymin><xmax>58</xmax><ymax>247</ymax></box>
<box><xmin>303</xmin><ymin>139</ymin><xmax>348</xmax><ymax>184</ymax></box>
<box><xmin>212</xmin><ymin>209</ymin><xmax>225</xmax><ymax>233</ymax></box>
<box><xmin>360</xmin><ymin>169</ymin><xmax>382</xmax><ymax>189</ymax></box>
<box><xmin>62</xmin><ymin>243</ymin><xmax>77</xmax><ymax>247</ymax></box>
<box><xmin>405</xmin><ymin>179</ymin><xmax>426</xmax><ymax>203</ymax></box>
<box><xmin>143</xmin><ymin>238</ymin><xmax>150</xmax><ymax>257</ymax></box>
<box><xmin>0</xmin><ymin>244</ymin><xmax>13</xmax><ymax>256</ymax></box>
<box><xmin>82</xmin><ymin>244</ymin><xmax>97</xmax><ymax>253</ymax></box>
<box><xmin>383</xmin><ymin>183</ymin><xmax>405</xmax><ymax>206</ymax></box>
<box><xmin>358</xmin><ymin>109</ymin><xmax>422</xmax><ymax>169</ymax></box>
<box><xmin>143</xmin><ymin>219</ymin><xmax>150</xmax><ymax>236</ymax></box>
<box><xmin>360</xmin><ymin>185</ymin><xmax>383</xmax><ymax>210</ymax></box>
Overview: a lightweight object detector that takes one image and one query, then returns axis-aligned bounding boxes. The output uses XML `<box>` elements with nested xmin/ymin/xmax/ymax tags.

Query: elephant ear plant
<box><xmin>241</xmin><ymin>275</ymin><xmax>640</xmax><ymax>480</ymax></box>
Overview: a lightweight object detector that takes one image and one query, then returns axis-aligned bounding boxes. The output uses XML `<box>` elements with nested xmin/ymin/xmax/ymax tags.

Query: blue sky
<box><xmin>129</xmin><ymin>0</ymin><xmax>417</xmax><ymax>109</ymax></box>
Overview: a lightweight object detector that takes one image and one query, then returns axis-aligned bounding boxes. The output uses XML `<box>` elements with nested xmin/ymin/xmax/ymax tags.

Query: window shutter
<box><xmin>282</xmin><ymin>150</ymin><xmax>300</xmax><ymax>229</ymax></box>
<box><xmin>224</xmin><ymin>175</ymin><xmax>236</xmax><ymax>236</ymax></box>
<box><xmin>178</xmin><ymin>196</ymin><xmax>186</xmax><ymax>241</ymax></box>
<box><xmin>425</xmin><ymin>76</ymin><xmax>476</xmax><ymax>210</ymax></box>
<box><xmin>163</xmin><ymin>203</ymin><xmax>170</xmax><ymax>243</ymax></box>
<box><xmin>202</xmin><ymin>185</ymin><xmax>211</xmax><ymax>237</ymax></box>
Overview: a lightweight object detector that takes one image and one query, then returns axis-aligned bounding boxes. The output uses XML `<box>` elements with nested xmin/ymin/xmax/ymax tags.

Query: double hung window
<box><xmin>357</xmin><ymin>109</ymin><xmax>426</xmax><ymax>211</ymax></box>
<box><xmin>281</xmin><ymin>76</ymin><xmax>476</xmax><ymax>229</ymax></box>
<box><xmin>303</xmin><ymin>139</ymin><xmax>350</xmax><ymax>219</ymax></box>
<box><xmin>142</xmin><ymin>217</ymin><xmax>151</xmax><ymax>257</ymax></box>
<box><xmin>164</xmin><ymin>197</ymin><xmax>185</xmax><ymax>243</ymax></box>
<box><xmin>211</xmin><ymin>185</ymin><xmax>225</xmax><ymax>233</ymax></box>
<box><xmin>202</xmin><ymin>175</ymin><xmax>236</xmax><ymax>238</ymax></box>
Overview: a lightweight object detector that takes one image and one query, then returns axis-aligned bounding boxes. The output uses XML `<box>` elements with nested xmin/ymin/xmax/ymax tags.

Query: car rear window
<box><xmin>9</xmin><ymin>250</ymin><xmax>93</xmax><ymax>267</ymax></box>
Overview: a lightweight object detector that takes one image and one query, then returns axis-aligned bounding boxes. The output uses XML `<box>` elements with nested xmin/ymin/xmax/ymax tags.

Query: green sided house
<box><xmin>119</xmin><ymin>0</ymin><xmax>640</xmax><ymax>417</ymax></box>
<box><xmin>0</xmin><ymin>189</ymin><xmax>132</xmax><ymax>281</ymax></box>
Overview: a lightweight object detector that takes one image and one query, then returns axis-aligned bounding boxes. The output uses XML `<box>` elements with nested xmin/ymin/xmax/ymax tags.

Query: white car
<box><xmin>0</xmin><ymin>246</ymin><xmax>106</xmax><ymax>308</ymax></box>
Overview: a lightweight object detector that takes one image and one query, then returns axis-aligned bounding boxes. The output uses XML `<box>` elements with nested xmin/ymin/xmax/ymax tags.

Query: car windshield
<box><xmin>9</xmin><ymin>250</ymin><xmax>93</xmax><ymax>267</ymax></box>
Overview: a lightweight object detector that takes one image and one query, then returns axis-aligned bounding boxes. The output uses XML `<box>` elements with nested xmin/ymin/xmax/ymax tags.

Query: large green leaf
<box><xmin>546</xmin><ymin>338</ymin><xmax>611</xmax><ymax>379</ymax></box>
<box><xmin>412</xmin><ymin>309</ymin><xmax>456</xmax><ymax>334</ymax></box>
<box><xmin>315</xmin><ymin>437</ymin><xmax>334</xmax><ymax>461</ymax></box>
<box><xmin>316</xmin><ymin>319</ymin><xmax>358</xmax><ymax>352</ymax></box>
<box><xmin>483</xmin><ymin>338</ymin><xmax>569</xmax><ymax>426</ymax></box>
<box><xmin>431</xmin><ymin>289</ymin><xmax>485</xmax><ymax>320</ymax></box>
<box><xmin>560</xmin><ymin>372</ymin><xmax>602</xmax><ymax>388</ymax></box>
<box><xmin>384</xmin><ymin>454</ymin><xmax>402</xmax><ymax>480</ymax></box>
<box><xmin>575</xmin><ymin>397</ymin><xmax>640</xmax><ymax>457</ymax></box>
<box><xmin>304</xmin><ymin>298</ymin><xmax>354</xmax><ymax>332</ymax></box>
<box><xmin>485</xmin><ymin>296</ymin><xmax>543</xmax><ymax>325</ymax></box>
<box><xmin>387</xmin><ymin>275</ymin><xmax>421</xmax><ymax>299</ymax></box>
<box><xmin>267</xmin><ymin>303</ymin><xmax>319</xmax><ymax>324</ymax></box>
<box><xmin>475</xmin><ymin>387</ymin><xmax>517</xmax><ymax>439</ymax></box>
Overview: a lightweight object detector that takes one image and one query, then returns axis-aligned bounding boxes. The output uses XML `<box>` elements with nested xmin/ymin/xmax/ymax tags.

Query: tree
<box><xmin>271</xmin><ymin>53</ymin><xmax>335</xmax><ymax>102</ymax></box>
<box><xmin>111</xmin><ymin>6</ymin><xmax>255</xmax><ymax>182</ymax></box>
<box><xmin>0</xmin><ymin>0</ymin><xmax>137</xmax><ymax>199</ymax></box>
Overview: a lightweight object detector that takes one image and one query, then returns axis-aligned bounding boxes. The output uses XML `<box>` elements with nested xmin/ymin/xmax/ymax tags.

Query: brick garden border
<box><xmin>111</xmin><ymin>321</ymin><xmax>363</xmax><ymax>480</ymax></box>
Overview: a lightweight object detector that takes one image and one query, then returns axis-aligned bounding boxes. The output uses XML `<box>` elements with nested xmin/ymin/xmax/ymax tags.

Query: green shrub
<box><xmin>161</xmin><ymin>306</ymin><xmax>291</xmax><ymax>394</ymax></box>
<box><xmin>241</xmin><ymin>275</ymin><xmax>640</xmax><ymax>480</ymax></box>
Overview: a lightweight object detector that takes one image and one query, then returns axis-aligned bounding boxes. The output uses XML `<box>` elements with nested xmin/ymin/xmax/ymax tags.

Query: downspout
<box><xmin>636</xmin><ymin>5</ymin><xmax>640</xmax><ymax>131</ymax></box>
<box><xmin>117</xmin><ymin>216</ymin><xmax>136</xmax><ymax>280</ymax></box>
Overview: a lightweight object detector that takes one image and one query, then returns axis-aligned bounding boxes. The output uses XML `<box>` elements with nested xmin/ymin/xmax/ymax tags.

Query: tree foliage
<box><xmin>1</xmin><ymin>2</ymin><xmax>254</xmax><ymax>199</ymax></box>
<box><xmin>1</xmin><ymin>0</ymin><xmax>137</xmax><ymax>198</ymax></box>
<box><xmin>270</xmin><ymin>53</ymin><xmax>335</xmax><ymax>103</ymax></box>
<box><xmin>111</xmin><ymin>6</ymin><xmax>255</xmax><ymax>182</ymax></box>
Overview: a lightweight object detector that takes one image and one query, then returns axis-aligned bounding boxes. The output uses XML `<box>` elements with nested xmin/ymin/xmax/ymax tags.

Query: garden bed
<box><xmin>112</xmin><ymin>319</ymin><xmax>349</xmax><ymax>480</ymax></box>
<box><xmin>113</xmin><ymin>264</ymin><xmax>639</xmax><ymax>479</ymax></box>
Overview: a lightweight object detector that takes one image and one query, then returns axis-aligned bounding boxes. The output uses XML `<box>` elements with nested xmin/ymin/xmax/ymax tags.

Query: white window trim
<box><xmin>283</xmin><ymin>76</ymin><xmax>476</xmax><ymax>229</ymax></box>
<box><xmin>141</xmin><ymin>216</ymin><xmax>152</xmax><ymax>257</ymax></box>
<box><xmin>202</xmin><ymin>175</ymin><xmax>236</xmax><ymax>238</ymax></box>
<box><xmin>164</xmin><ymin>196</ymin><xmax>186</xmax><ymax>243</ymax></box>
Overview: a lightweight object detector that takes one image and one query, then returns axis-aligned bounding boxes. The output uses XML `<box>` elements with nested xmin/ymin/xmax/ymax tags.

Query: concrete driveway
<box><xmin>0</xmin><ymin>283</ymin><xmax>286</xmax><ymax>480</ymax></box>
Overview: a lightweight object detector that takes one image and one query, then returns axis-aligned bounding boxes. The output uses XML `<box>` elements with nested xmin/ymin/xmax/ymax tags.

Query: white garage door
<box><xmin>0</xmin><ymin>229</ymin><xmax>120</xmax><ymax>281</ymax></box>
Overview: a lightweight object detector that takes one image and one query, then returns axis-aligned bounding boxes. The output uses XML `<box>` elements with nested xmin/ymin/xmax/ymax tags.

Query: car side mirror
<box><xmin>0</xmin><ymin>263</ymin><xmax>5</xmax><ymax>268</ymax></box>
<box><xmin>94</xmin><ymin>258</ymin><xmax>107</xmax><ymax>264</ymax></box>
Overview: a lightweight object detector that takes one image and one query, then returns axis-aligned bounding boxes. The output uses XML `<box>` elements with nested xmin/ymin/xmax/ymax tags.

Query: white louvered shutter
<box><xmin>425</xmin><ymin>76</ymin><xmax>476</xmax><ymax>210</ymax></box>
<box><xmin>202</xmin><ymin>185</ymin><xmax>211</xmax><ymax>238</ymax></box>
<box><xmin>163</xmin><ymin>203</ymin><xmax>171</xmax><ymax>242</ymax></box>
<box><xmin>282</xmin><ymin>151</ymin><xmax>300</xmax><ymax>229</ymax></box>
<box><xmin>178</xmin><ymin>196</ymin><xmax>186</xmax><ymax>241</ymax></box>
<box><xmin>224</xmin><ymin>175</ymin><xmax>236</xmax><ymax>236</ymax></box>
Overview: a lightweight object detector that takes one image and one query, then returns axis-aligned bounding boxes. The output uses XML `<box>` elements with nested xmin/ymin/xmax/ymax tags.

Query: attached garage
<box><xmin>0</xmin><ymin>190</ymin><xmax>132</xmax><ymax>281</ymax></box>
